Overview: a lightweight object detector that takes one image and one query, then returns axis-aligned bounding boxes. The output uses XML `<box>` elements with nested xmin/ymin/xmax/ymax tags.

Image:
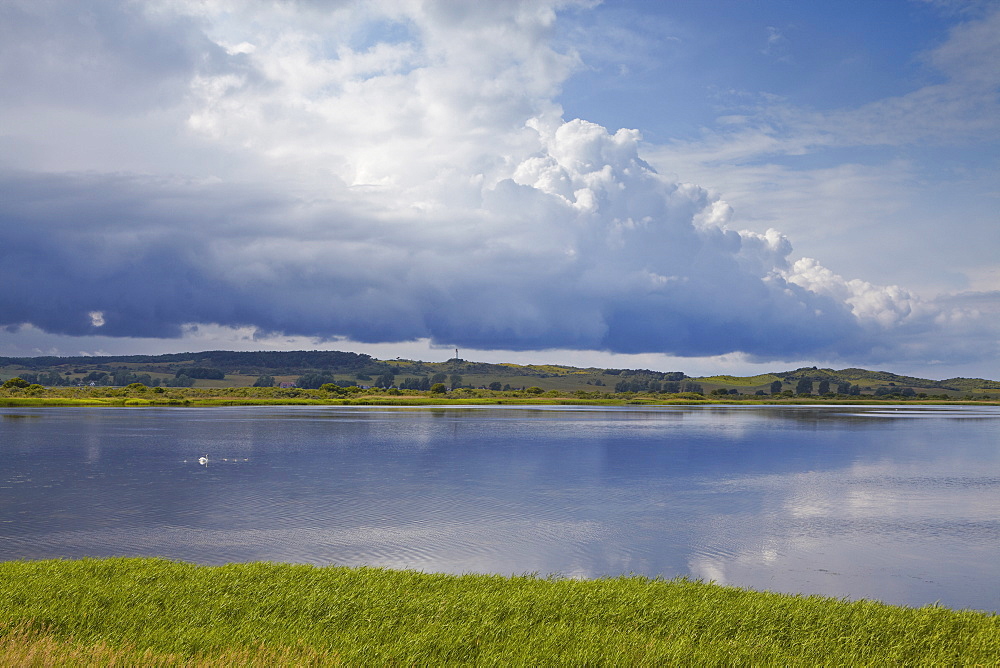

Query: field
<box><xmin>0</xmin><ymin>558</ymin><xmax>997</xmax><ymax>665</ymax></box>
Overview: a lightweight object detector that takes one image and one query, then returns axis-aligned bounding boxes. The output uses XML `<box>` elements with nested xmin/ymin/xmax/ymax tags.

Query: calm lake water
<box><xmin>2</xmin><ymin>405</ymin><xmax>998</xmax><ymax>612</ymax></box>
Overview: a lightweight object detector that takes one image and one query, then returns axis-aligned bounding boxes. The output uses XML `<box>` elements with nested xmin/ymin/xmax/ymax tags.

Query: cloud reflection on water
<box><xmin>688</xmin><ymin>451</ymin><xmax>1000</xmax><ymax>611</ymax></box>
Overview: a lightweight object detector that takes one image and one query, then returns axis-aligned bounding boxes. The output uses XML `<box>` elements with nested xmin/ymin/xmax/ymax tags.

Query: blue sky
<box><xmin>1</xmin><ymin>0</ymin><xmax>997</xmax><ymax>379</ymax></box>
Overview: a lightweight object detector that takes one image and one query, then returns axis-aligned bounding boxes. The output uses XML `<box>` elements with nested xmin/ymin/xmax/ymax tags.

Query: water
<box><xmin>2</xmin><ymin>404</ymin><xmax>998</xmax><ymax>612</ymax></box>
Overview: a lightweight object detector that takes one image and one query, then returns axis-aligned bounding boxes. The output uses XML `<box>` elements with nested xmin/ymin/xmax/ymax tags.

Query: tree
<box><xmin>817</xmin><ymin>380</ymin><xmax>830</xmax><ymax>395</ymax></box>
<box><xmin>113</xmin><ymin>370</ymin><xmax>137</xmax><ymax>386</ymax></box>
<box><xmin>430</xmin><ymin>383</ymin><xmax>447</xmax><ymax>394</ymax></box>
<box><xmin>84</xmin><ymin>371</ymin><xmax>109</xmax><ymax>385</ymax></box>
<box><xmin>770</xmin><ymin>380</ymin><xmax>783</xmax><ymax>395</ymax></box>
<box><xmin>253</xmin><ymin>375</ymin><xmax>275</xmax><ymax>387</ymax></box>
<box><xmin>449</xmin><ymin>374</ymin><xmax>462</xmax><ymax>391</ymax></box>
<box><xmin>38</xmin><ymin>370</ymin><xmax>70</xmax><ymax>386</ymax></box>
<box><xmin>2</xmin><ymin>377</ymin><xmax>30</xmax><ymax>389</ymax></box>
<box><xmin>795</xmin><ymin>379</ymin><xmax>813</xmax><ymax>395</ymax></box>
<box><xmin>296</xmin><ymin>373</ymin><xmax>337</xmax><ymax>389</ymax></box>
<box><xmin>488</xmin><ymin>381</ymin><xmax>502</xmax><ymax>391</ymax></box>
<box><xmin>400</xmin><ymin>376</ymin><xmax>432</xmax><ymax>391</ymax></box>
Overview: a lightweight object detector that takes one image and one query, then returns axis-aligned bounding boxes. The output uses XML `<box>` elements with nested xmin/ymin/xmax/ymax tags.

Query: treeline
<box><xmin>0</xmin><ymin>350</ymin><xmax>383</xmax><ymax>375</ymax></box>
<box><xmin>605</xmin><ymin>369</ymin><xmax>687</xmax><ymax>381</ymax></box>
<box><xmin>85</xmin><ymin>371</ymin><xmax>195</xmax><ymax>388</ymax></box>
<box><xmin>605</xmin><ymin>369</ymin><xmax>692</xmax><ymax>394</ymax></box>
<box><xmin>615</xmin><ymin>380</ymin><xmax>703</xmax><ymax>394</ymax></box>
<box><xmin>291</xmin><ymin>372</ymin><xmax>465</xmax><ymax>391</ymax></box>
<box><xmin>173</xmin><ymin>350</ymin><xmax>381</xmax><ymax>373</ymax></box>
<box><xmin>778</xmin><ymin>367</ymin><xmax>1000</xmax><ymax>393</ymax></box>
<box><xmin>8</xmin><ymin>369</ymin><xmax>232</xmax><ymax>388</ymax></box>
<box><xmin>10</xmin><ymin>370</ymin><xmax>174</xmax><ymax>388</ymax></box>
<box><xmin>3</xmin><ymin>371</ymin><xmax>76</xmax><ymax>387</ymax></box>
<box><xmin>176</xmin><ymin>367</ymin><xmax>225</xmax><ymax>380</ymax></box>
<box><xmin>5</xmin><ymin>353</ymin><xmax>999</xmax><ymax>395</ymax></box>
<box><xmin>786</xmin><ymin>379</ymin><xmax>860</xmax><ymax>396</ymax></box>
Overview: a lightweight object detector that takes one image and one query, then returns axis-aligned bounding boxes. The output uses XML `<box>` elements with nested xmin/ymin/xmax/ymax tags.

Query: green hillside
<box><xmin>1</xmin><ymin>351</ymin><xmax>998</xmax><ymax>397</ymax></box>
<box><xmin>696</xmin><ymin>373</ymin><xmax>783</xmax><ymax>387</ymax></box>
<box><xmin>773</xmin><ymin>367</ymin><xmax>1000</xmax><ymax>392</ymax></box>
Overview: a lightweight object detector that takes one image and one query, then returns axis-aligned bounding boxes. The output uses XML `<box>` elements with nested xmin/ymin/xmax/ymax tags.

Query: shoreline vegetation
<box><xmin>1</xmin><ymin>559</ymin><xmax>997</xmax><ymax>665</ymax></box>
<box><xmin>1</xmin><ymin>383</ymin><xmax>998</xmax><ymax>408</ymax></box>
<box><xmin>3</xmin><ymin>350</ymin><xmax>999</xmax><ymax>406</ymax></box>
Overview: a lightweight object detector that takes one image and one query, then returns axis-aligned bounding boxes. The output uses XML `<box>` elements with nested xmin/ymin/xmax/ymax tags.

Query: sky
<box><xmin>1</xmin><ymin>0</ymin><xmax>998</xmax><ymax>379</ymax></box>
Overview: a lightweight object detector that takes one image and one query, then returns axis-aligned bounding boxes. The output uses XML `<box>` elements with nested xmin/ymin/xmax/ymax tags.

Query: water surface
<box><xmin>2</xmin><ymin>404</ymin><xmax>998</xmax><ymax>612</ymax></box>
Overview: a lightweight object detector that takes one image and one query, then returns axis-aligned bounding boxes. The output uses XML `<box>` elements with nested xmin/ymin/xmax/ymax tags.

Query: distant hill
<box><xmin>770</xmin><ymin>367</ymin><xmax>1000</xmax><ymax>392</ymax></box>
<box><xmin>1</xmin><ymin>351</ymin><xmax>997</xmax><ymax>396</ymax></box>
<box><xmin>0</xmin><ymin>350</ymin><xmax>384</xmax><ymax>375</ymax></box>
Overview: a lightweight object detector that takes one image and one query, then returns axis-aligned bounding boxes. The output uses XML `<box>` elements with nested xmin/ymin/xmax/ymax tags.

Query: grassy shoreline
<box><xmin>1</xmin><ymin>558</ymin><xmax>997</xmax><ymax>665</ymax></box>
<box><xmin>2</xmin><ymin>390</ymin><xmax>998</xmax><ymax>409</ymax></box>
<box><xmin>2</xmin><ymin>397</ymin><xmax>997</xmax><ymax>408</ymax></box>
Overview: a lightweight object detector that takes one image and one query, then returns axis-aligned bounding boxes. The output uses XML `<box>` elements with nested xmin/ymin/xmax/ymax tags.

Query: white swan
<box><xmin>198</xmin><ymin>456</ymin><xmax>208</xmax><ymax>465</ymax></box>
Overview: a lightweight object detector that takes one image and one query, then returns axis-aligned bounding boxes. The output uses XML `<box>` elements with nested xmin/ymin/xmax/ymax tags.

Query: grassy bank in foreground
<box><xmin>1</xmin><ymin>559</ymin><xmax>997</xmax><ymax>665</ymax></box>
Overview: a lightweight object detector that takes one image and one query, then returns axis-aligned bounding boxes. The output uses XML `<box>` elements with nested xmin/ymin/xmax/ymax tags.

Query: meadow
<box><xmin>1</xmin><ymin>558</ymin><xmax>997</xmax><ymax>665</ymax></box>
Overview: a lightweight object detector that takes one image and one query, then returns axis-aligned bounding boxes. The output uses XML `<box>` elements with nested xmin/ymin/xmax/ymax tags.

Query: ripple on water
<box><xmin>839</xmin><ymin>408</ymin><xmax>1000</xmax><ymax>419</ymax></box>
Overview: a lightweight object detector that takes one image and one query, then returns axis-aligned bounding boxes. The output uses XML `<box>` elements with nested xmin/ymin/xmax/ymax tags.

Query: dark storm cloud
<box><xmin>0</xmin><ymin>165</ymin><xmax>877</xmax><ymax>360</ymax></box>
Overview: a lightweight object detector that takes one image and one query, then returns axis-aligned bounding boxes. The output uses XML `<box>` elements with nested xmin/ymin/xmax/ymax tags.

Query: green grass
<box><xmin>695</xmin><ymin>373</ymin><xmax>782</xmax><ymax>387</ymax></box>
<box><xmin>0</xmin><ymin>559</ymin><xmax>997</xmax><ymax>665</ymax></box>
<box><xmin>0</xmin><ymin>397</ymin><xmax>119</xmax><ymax>407</ymax></box>
<box><xmin>2</xmin><ymin>384</ymin><xmax>999</xmax><ymax>409</ymax></box>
